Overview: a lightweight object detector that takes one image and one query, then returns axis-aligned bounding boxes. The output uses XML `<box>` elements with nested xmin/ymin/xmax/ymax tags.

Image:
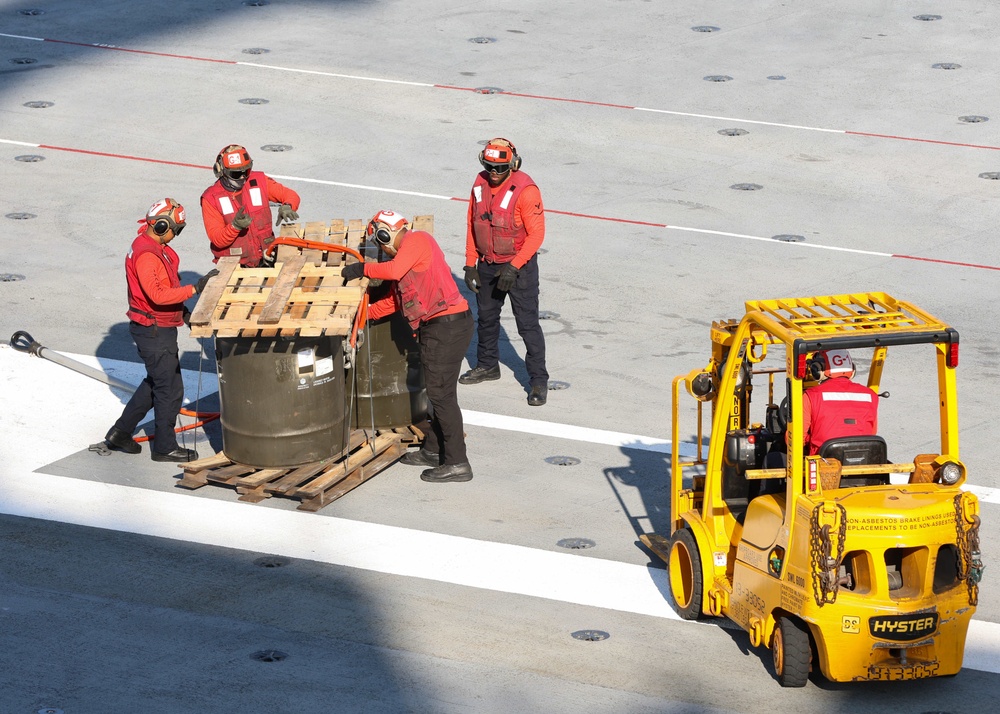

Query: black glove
<box><xmin>232</xmin><ymin>207</ymin><xmax>252</xmax><ymax>231</ymax></box>
<box><xmin>464</xmin><ymin>265</ymin><xmax>481</xmax><ymax>294</ymax></box>
<box><xmin>275</xmin><ymin>204</ymin><xmax>299</xmax><ymax>226</ymax></box>
<box><xmin>341</xmin><ymin>262</ymin><xmax>365</xmax><ymax>281</ymax></box>
<box><xmin>182</xmin><ymin>308</ymin><xmax>192</xmax><ymax>328</ymax></box>
<box><xmin>194</xmin><ymin>269</ymin><xmax>220</xmax><ymax>295</ymax></box>
<box><xmin>496</xmin><ymin>263</ymin><xmax>519</xmax><ymax>292</ymax></box>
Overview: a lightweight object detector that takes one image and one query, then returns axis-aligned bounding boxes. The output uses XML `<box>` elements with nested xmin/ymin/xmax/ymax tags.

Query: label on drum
<box><xmin>315</xmin><ymin>356</ymin><xmax>334</xmax><ymax>377</ymax></box>
<box><xmin>296</xmin><ymin>348</ymin><xmax>315</xmax><ymax>370</ymax></box>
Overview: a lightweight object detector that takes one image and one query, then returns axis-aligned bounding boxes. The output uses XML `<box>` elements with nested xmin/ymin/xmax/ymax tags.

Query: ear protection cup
<box><xmin>479</xmin><ymin>138</ymin><xmax>521</xmax><ymax>172</ymax></box>
<box><xmin>366</xmin><ymin>210</ymin><xmax>408</xmax><ymax>246</ymax></box>
<box><xmin>145</xmin><ymin>198</ymin><xmax>186</xmax><ymax>237</ymax></box>
<box><xmin>371</xmin><ymin>225</ymin><xmax>393</xmax><ymax>244</ymax></box>
<box><xmin>808</xmin><ymin>358</ymin><xmax>823</xmax><ymax>382</ymax></box>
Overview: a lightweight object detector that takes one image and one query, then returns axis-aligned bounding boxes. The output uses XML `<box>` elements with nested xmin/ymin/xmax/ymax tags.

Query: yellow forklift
<box><xmin>641</xmin><ymin>293</ymin><xmax>983</xmax><ymax>686</ymax></box>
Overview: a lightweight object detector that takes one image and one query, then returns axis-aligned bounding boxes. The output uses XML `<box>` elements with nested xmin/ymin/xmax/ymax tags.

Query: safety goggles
<box><xmin>225</xmin><ymin>169</ymin><xmax>250</xmax><ymax>180</ymax></box>
<box><xmin>483</xmin><ymin>161</ymin><xmax>511</xmax><ymax>175</ymax></box>
<box><xmin>172</xmin><ymin>223</ymin><xmax>186</xmax><ymax>236</ymax></box>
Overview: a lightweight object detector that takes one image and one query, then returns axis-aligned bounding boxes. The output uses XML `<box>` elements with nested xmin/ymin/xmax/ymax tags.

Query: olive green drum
<box><xmin>347</xmin><ymin>312</ymin><xmax>428</xmax><ymax>430</ymax></box>
<box><xmin>216</xmin><ymin>335</ymin><xmax>347</xmax><ymax>468</ymax></box>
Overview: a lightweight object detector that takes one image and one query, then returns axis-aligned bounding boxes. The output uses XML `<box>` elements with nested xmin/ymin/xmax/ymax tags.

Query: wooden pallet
<box><xmin>189</xmin><ymin>215</ymin><xmax>434</xmax><ymax>339</ymax></box>
<box><xmin>188</xmin><ymin>255</ymin><xmax>364</xmax><ymax>338</ymax></box>
<box><xmin>177</xmin><ymin>426</ymin><xmax>422</xmax><ymax>511</ymax></box>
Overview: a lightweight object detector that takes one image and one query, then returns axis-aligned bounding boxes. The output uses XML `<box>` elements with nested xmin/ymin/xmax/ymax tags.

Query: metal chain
<box><xmin>954</xmin><ymin>494</ymin><xmax>984</xmax><ymax>606</ymax></box>
<box><xmin>810</xmin><ymin>502</ymin><xmax>847</xmax><ymax>606</ymax></box>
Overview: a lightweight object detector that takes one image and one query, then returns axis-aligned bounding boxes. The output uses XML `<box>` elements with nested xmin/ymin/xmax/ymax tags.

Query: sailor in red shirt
<box><xmin>459</xmin><ymin>138</ymin><xmax>549</xmax><ymax>406</ymax></box>
<box><xmin>104</xmin><ymin>199</ymin><xmax>218</xmax><ymax>462</ymax></box>
<box><xmin>802</xmin><ymin>349</ymin><xmax>879</xmax><ymax>455</ymax></box>
<box><xmin>200</xmin><ymin>144</ymin><xmax>301</xmax><ymax>267</ymax></box>
<box><xmin>341</xmin><ymin>211</ymin><xmax>474</xmax><ymax>483</ymax></box>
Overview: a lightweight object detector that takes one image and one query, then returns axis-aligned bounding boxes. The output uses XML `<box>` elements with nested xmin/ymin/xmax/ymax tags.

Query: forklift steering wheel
<box><xmin>777</xmin><ymin>396</ymin><xmax>790</xmax><ymax>431</ymax></box>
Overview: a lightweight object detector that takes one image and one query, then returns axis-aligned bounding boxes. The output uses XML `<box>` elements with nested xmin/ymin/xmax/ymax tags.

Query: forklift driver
<box><xmin>802</xmin><ymin>349</ymin><xmax>879</xmax><ymax>455</ymax></box>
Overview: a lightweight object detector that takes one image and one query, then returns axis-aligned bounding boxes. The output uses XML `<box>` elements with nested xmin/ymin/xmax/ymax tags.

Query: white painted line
<box><xmin>0</xmin><ymin>32</ymin><xmax>44</xmax><ymax>42</ymax></box>
<box><xmin>268</xmin><ymin>174</ymin><xmax>455</xmax><ymax>201</ymax></box>
<box><xmin>1</xmin><ymin>470</ymin><xmax>680</xmax><ymax>619</ymax></box>
<box><xmin>666</xmin><ymin>225</ymin><xmax>894</xmax><ymax>257</ymax></box>
<box><xmin>463</xmin><ymin>410</ymin><xmax>698</xmax><ymax>458</ymax></box>
<box><xmin>633</xmin><ymin>106</ymin><xmax>847</xmax><ymax>134</ymax></box>
<box><xmin>238</xmin><ymin>62</ymin><xmax>436</xmax><ymax>88</ymax></box>
<box><xmin>0</xmin><ymin>138</ymin><xmax>42</xmax><ymax>147</ymax></box>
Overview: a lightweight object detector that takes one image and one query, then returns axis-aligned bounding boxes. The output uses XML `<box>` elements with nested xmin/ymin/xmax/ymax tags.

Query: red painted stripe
<box><xmin>38</xmin><ymin>144</ymin><xmax>208</xmax><ymax>170</ymax></box>
<box><xmin>892</xmin><ymin>254</ymin><xmax>1000</xmax><ymax>272</ymax></box>
<box><xmin>43</xmin><ymin>38</ymin><xmax>236</xmax><ymax>64</ymax></box>
<box><xmin>545</xmin><ymin>209</ymin><xmax>667</xmax><ymax>227</ymax></box>
<box><xmin>846</xmin><ymin>131</ymin><xmax>1000</xmax><ymax>151</ymax></box>
<box><xmin>499</xmin><ymin>91</ymin><xmax>635</xmax><ymax>110</ymax></box>
<box><xmin>448</xmin><ymin>198</ymin><xmax>667</xmax><ymax>226</ymax></box>
<box><xmin>434</xmin><ymin>84</ymin><xmax>635</xmax><ymax>109</ymax></box>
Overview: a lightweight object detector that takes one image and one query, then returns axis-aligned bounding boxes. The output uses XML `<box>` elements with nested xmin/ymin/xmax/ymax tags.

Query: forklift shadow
<box><xmin>602</xmin><ymin>441</ymin><xmax>673</xmax><ymax>541</ymax></box>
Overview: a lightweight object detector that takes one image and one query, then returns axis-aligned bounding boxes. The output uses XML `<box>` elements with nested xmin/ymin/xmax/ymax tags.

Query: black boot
<box><xmin>400</xmin><ymin>448</ymin><xmax>441</xmax><ymax>467</ymax></box>
<box><xmin>527</xmin><ymin>384</ymin><xmax>548</xmax><ymax>406</ymax></box>
<box><xmin>420</xmin><ymin>462</ymin><xmax>474</xmax><ymax>483</ymax></box>
<box><xmin>459</xmin><ymin>365</ymin><xmax>501</xmax><ymax>385</ymax></box>
<box><xmin>105</xmin><ymin>427</ymin><xmax>141</xmax><ymax>454</ymax></box>
<box><xmin>151</xmin><ymin>447</ymin><xmax>198</xmax><ymax>463</ymax></box>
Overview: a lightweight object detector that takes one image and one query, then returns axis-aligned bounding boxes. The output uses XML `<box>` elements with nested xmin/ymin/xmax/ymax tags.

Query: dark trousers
<box><xmin>114</xmin><ymin>322</ymin><xmax>183</xmax><ymax>454</ymax></box>
<box><xmin>416</xmin><ymin>312</ymin><xmax>473</xmax><ymax>465</ymax></box>
<box><xmin>474</xmin><ymin>255</ymin><xmax>548</xmax><ymax>386</ymax></box>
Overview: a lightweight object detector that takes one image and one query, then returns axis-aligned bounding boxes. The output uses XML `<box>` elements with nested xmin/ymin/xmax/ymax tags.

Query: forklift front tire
<box><xmin>668</xmin><ymin>528</ymin><xmax>704</xmax><ymax>620</ymax></box>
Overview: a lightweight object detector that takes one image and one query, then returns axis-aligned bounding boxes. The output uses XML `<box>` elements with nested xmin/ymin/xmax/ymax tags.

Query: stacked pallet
<box><xmin>188</xmin><ymin>219</ymin><xmax>367</xmax><ymax>339</ymax></box>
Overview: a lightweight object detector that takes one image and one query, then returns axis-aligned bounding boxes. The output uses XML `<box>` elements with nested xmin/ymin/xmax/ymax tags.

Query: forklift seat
<box><xmin>818</xmin><ymin>435</ymin><xmax>889</xmax><ymax>486</ymax></box>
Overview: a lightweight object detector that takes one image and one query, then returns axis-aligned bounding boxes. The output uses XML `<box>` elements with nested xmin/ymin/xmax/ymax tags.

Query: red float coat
<box><xmin>201</xmin><ymin>172</ymin><xmax>300</xmax><ymax>267</ymax></box>
<box><xmin>364</xmin><ymin>231</ymin><xmax>467</xmax><ymax>329</ymax></box>
<box><xmin>125</xmin><ymin>231</ymin><xmax>195</xmax><ymax>327</ymax></box>
<box><xmin>803</xmin><ymin>377</ymin><xmax>879</xmax><ymax>455</ymax></box>
<box><xmin>465</xmin><ymin>171</ymin><xmax>544</xmax><ymax>267</ymax></box>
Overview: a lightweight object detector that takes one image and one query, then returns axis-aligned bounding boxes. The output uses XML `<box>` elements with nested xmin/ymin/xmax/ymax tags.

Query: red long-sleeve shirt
<box><xmin>201</xmin><ymin>176</ymin><xmax>300</xmax><ymax>251</ymax></box>
<box><xmin>364</xmin><ymin>231</ymin><xmax>468</xmax><ymax>322</ymax></box>
<box><xmin>134</xmin><ymin>252</ymin><xmax>196</xmax><ymax>305</ymax></box>
<box><xmin>465</xmin><ymin>181</ymin><xmax>544</xmax><ymax>269</ymax></box>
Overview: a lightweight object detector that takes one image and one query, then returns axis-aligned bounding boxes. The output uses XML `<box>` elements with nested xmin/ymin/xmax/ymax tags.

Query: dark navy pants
<box><xmin>416</xmin><ymin>311</ymin><xmax>474</xmax><ymax>465</ymax></box>
<box><xmin>114</xmin><ymin>322</ymin><xmax>183</xmax><ymax>454</ymax></box>
<box><xmin>473</xmin><ymin>255</ymin><xmax>548</xmax><ymax>386</ymax></box>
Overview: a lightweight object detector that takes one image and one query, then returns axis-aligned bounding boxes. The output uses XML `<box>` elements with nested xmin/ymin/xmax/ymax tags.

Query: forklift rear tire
<box><xmin>772</xmin><ymin>616</ymin><xmax>811</xmax><ymax>687</ymax></box>
<box><xmin>668</xmin><ymin>528</ymin><xmax>703</xmax><ymax>620</ymax></box>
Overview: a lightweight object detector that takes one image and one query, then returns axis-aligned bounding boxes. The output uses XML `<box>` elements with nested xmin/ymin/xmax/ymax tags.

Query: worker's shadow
<box><xmin>455</xmin><ymin>273</ymin><xmax>533</xmax><ymax>392</ymax></box>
